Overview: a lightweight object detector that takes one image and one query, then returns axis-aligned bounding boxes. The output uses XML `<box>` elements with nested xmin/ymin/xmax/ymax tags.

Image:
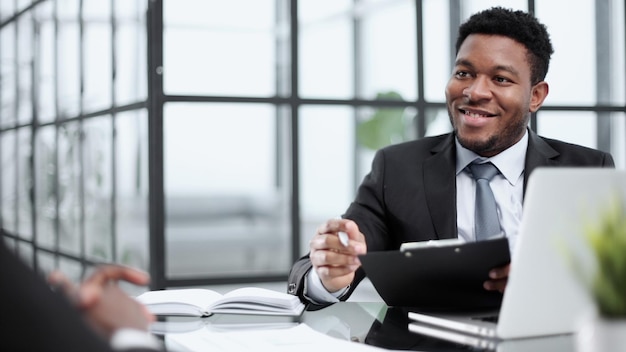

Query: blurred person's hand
<box><xmin>48</xmin><ymin>265</ymin><xmax>155</xmax><ymax>339</ymax></box>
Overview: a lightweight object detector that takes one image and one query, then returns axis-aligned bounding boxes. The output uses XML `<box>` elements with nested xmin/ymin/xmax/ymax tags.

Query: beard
<box><xmin>456</xmin><ymin>132</ymin><xmax>501</xmax><ymax>155</ymax></box>
<box><xmin>450</xmin><ymin>111</ymin><xmax>529</xmax><ymax>156</ymax></box>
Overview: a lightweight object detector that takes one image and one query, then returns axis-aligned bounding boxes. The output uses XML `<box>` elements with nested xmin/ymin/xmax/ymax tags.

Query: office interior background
<box><xmin>0</xmin><ymin>0</ymin><xmax>624</xmax><ymax>293</ymax></box>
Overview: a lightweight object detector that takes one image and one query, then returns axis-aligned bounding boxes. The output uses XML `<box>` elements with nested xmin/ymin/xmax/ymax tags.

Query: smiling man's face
<box><xmin>446</xmin><ymin>34</ymin><xmax>548</xmax><ymax>157</ymax></box>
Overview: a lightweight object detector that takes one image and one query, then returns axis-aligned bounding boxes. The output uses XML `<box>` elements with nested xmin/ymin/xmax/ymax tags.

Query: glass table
<box><xmin>159</xmin><ymin>302</ymin><xmax>576</xmax><ymax>351</ymax></box>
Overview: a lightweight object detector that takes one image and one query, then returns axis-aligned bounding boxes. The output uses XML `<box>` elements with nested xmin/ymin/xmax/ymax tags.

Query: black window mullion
<box><xmin>528</xmin><ymin>0</ymin><xmax>538</xmax><ymax>130</ymax></box>
<box><xmin>53</xmin><ymin>0</ymin><xmax>61</xmax><ymax>269</ymax></box>
<box><xmin>30</xmin><ymin>6</ymin><xmax>40</xmax><ymax>271</ymax></box>
<box><xmin>415</xmin><ymin>0</ymin><xmax>425</xmax><ymax>138</ymax></box>
<box><xmin>13</xmin><ymin>0</ymin><xmax>20</xmax><ymax>243</ymax></box>
<box><xmin>289</xmin><ymin>0</ymin><xmax>300</xmax><ymax>266</ymax></box>
<box><xmin>78</xmin><ymin>0</ymin><xmax>87</xmax><ymax>278</ymax></box>
<box><xmin>147</xmin><ymin>0</ymin><xmax>166</xmax><ymax>290</ymax></box>
<box><xmin>110</xmin><ymin>0</ymin><xmax>118</xmax><ymax>264</ymax></box>
<box><xmin>352</xmin><ymin>0</ymin><xmax>361</xmax><ymax>197</ymax></box>
<box><xmin>595</xmin><ymin>0</ymin><xmax>612</xmax><ymax>153</ymax></box>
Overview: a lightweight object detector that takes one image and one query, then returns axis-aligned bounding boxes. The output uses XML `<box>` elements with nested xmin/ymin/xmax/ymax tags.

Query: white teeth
<box><xmin>464</xmin><ymin>110</ymin><xmax>487</xmax><ymax>118</ymax></box>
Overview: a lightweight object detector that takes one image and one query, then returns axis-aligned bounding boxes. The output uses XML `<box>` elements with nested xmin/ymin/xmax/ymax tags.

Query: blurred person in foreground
<box><xmin>0</xmin><ymin>230</ymin><xmax>163</xmax><ymax>351</ymax></box>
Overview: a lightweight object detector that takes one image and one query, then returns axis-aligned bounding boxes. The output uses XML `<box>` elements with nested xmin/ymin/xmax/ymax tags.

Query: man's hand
<box><xmin>48</xmin><ymin>265</ymin><xmax>155</xmax><ymax>339</ymax></box>
<box><xmin>483</xmin><ymin>263</ymin><xmax>510</xmax><ymax>293</ymax></box>
<box><xmin>309</xmin><ymin>218</ymin><xmax>367</xmax><ymax>293</ymax></box>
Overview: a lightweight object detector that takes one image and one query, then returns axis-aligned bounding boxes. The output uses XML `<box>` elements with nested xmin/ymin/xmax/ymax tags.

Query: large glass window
<box><xmin>115</xmin><ymin>109</ymin><xmax>150</xmax><ymax>271</ymax></box>
<box><xmin>299</xmin><ymin>0</ymin><xmax>353</xmax><ymax>99</ymax></box>
<box><xmin>17</xmin><ymin>12</ymin><xmax>33</xmax><ymax>126</ymax></box>
<box><xmin>34</xmin><ymin>125</ymin><xmax>56</xmax><ymax>250</ymax></box>
<box><xmin>0</xmin><ymin>23</ymin><xmax>16</xmax><ymax>129</ymax></box>
<box><xmin>1</xmin><ymin>130</ymin><xmax>17</xmax><ymax>233</ymax></box>
<box><xmin>36</xmin><ymin>1</ymin><xmax>56</xmax><ymax>124</ymax></box>
<box><xmin>163</xmin><ymin>0</ymin><xmax>278</xmax><ymax>97</ymax></box>
<box><xmin>299</xmin><ymin>105</ymin><xmax>354</xmax><ymax>253</ymax></box>
<box><xmin>56</xmin><ymin>0</ymin><xmax>81</xmax><ymax>119</ymax></box>
<box><xmin>83</xmin><ymin>116</ymin><xmax>113</xmax><ymax>262</ymax></box>
<box><xmin>163</xmin><ymin>102</ymin><xmax>290</xmax><ymax>278</ymax></box>
<box><xmin>83</xmin><ymin>3</ymin><xmax>112</xmax><ymax>113</ymax></box>
<box><xmin>358</xmin><ymin>0</ymin><xmax>417</xmax><ymax>101</ymax></box>
<box><xmin>0</xmin><ymin>0</ymin><xmax>151</xmax><ymax>287</ymax></box>
<box><xmin>609</xmin><ymin>0</ymin><xmax>625</xmax><ymax>105</ymax></box>
<box><xmin>1</xmin><ymin>0</ymin><xmax>624</xmax><ymax>290</ymax></box>
<box><xmin>115</xmin><ymin>1</ymin><xmax>148</xmax><ymax>106</ymax></box>
<box><xmin>536</xmin><ymin>111</ymin><xmax>599</xmax><ymax>149</ymax></box>
<box><xmin>423</xmin><ymin>0</ymin><xmax>451</xmax><ymax>103</ymax></box>
<box><xmin>538</xmin><ymin>1</ymin><xmax>596</xmax><ymax>106</ymax></box>
<box><xmin>57</xmin><ymin>121</ymin><xmax>81</xmax><ymax>256</ymax></box>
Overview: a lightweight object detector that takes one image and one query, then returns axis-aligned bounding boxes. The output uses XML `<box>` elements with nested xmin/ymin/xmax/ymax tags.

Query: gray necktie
<box><xmin>469</xmin><ymin>162</ymin><xmax>501</xmax><ymax>241</ymax></box>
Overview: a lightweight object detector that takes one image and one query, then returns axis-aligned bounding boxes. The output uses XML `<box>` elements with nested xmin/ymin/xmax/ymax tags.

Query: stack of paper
<box><xmin>166</xmin><ymin>323</ymin><xmax>385</xmax><ymax>352</ymax></box>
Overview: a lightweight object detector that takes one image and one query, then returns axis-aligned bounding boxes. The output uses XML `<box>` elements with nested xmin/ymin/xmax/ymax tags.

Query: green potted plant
<box><xmin>573</xmin><ymin>197</ymin><xmax>626</xmax><ymax>351</ymax></box>
<box><xmin>356</xmin><ymin>91</ymin><xmax>412</xmax><ymax>151</ymax></box>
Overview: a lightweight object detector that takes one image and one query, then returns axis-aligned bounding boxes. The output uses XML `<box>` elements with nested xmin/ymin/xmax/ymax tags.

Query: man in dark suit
<box><xmin>288</xmin><ymin>7</ymin><xmax>615</xmax><ymax>306</ymax></box>
<box><xmin>0</xmin><ymin>234</ymin><xmax>163</xmax><ymax>351</ymax></box>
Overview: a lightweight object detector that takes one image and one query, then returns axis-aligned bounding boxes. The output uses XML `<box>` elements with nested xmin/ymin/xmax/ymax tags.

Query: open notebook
<box><xmin>408</xmin><ymin>167</ymin><xmax>626</xmax><ymax>340</ymax></box>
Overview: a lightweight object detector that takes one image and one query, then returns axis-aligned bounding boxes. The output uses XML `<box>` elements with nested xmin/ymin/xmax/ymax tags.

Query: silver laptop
<box><xmin>408</xmin><ymin>168</ymin><xmax>626</xmax><ymax>340</ymax></box>
<box><xmin>407</xmin><ymin>321</ymin><xmax>574</xmax><ymax>351</ymax></box>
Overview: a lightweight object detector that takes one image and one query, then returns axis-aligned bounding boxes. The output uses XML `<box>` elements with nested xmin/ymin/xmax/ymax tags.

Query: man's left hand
<box><xmin>484</xmin><ymin>263</ymin><xmax>510</xmax><ymax>293</ymax></box>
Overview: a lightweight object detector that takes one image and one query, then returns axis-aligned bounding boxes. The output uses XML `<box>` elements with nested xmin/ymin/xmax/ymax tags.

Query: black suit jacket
<box><xmin>0</xmin><ymin>235</ymin><xmax>161</xmax><ymax>351</ymax></box>
<box><xmin>288</xmin><ymin>130</ymin><xmax>615</xmax><ymax>305</ymax></box>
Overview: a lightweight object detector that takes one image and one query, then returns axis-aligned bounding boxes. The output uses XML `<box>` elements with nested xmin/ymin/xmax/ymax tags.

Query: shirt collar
<box><xmin>455</xmin><ymin>129</ymin><xmax>528</xmax><ymax>186</ymax></box>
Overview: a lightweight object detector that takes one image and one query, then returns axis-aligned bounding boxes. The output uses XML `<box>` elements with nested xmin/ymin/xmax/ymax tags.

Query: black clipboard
<box><xmin>358</xmin><ymin>237</ymin><xmax>510</xmax><ymax>311</ymax></box>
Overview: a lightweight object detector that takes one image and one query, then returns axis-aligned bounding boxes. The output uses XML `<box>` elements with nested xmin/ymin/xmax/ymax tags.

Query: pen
<box><xmin>334</xmin><ymin>216</ymin><xmax>350</xmax><ymax>247</ymax></box>
<box><xmin>338</xmin><ymin>231</ymin><xmax>349</xmax><ymax>247</ymax></box>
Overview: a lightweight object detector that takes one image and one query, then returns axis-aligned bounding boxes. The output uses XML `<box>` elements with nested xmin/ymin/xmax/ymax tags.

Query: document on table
<box><xmin>166</xmin><ymin>323</ymin><xmax>385</xmax><ymax>352</ymax></box>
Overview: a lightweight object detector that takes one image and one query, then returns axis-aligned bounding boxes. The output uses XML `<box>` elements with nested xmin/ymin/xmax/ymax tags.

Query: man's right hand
<box><xmin>309</xmin><ymin>218</ymin><xmax>367</xmax><ymax>293</ymax></box>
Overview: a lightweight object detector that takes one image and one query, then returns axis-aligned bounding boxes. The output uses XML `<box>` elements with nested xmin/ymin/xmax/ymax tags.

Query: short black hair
<box><xmin>455</xmin><ymin>7</ymin><xmax>554</xmax><ymax>84</ymax></box>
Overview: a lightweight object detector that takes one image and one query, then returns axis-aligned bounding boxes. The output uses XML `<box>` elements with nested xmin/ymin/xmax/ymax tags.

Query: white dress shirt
<box><xmin>455</xmin><ymin>130</ymin><xmax>527</xmax><ymax>253</ymax></box>
<box><xmin>305</xmin><ymin>130</ymin><xmax>529</xmax><ymax>302</ymax></box>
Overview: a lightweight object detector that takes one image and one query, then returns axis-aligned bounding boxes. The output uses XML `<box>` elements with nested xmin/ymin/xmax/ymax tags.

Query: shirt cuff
<box><xmin>110</xmin><ymin>328</ymin><xmax>162</xmax><ymax>351</ymax></box>
<box><xmin>303</xmin><ymin>268</ymin><xmax>349</xmax><ymax>304</ymax></box>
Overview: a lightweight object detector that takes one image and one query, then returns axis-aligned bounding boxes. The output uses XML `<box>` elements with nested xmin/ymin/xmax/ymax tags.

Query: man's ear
<box><xmin>529</xmin><ymin>81</ymin><xmax>549</xmax><ymax>113</ymax></box>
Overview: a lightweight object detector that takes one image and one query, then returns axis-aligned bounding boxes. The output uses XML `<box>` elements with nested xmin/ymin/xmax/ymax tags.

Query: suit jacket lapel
<box><xmin>524</xmin><ymin>130</ymin><xmax>560</xmax><ymax>195</ymax></box>
<box><xmin>420</xmin><ymin>130</ymin><xmax>559</xmax><ymax>239</ymax></box>
<box><xmin>423</xmin><ymin>134</ymin><xmax>457</xmax><ymax>239</ymax></box>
